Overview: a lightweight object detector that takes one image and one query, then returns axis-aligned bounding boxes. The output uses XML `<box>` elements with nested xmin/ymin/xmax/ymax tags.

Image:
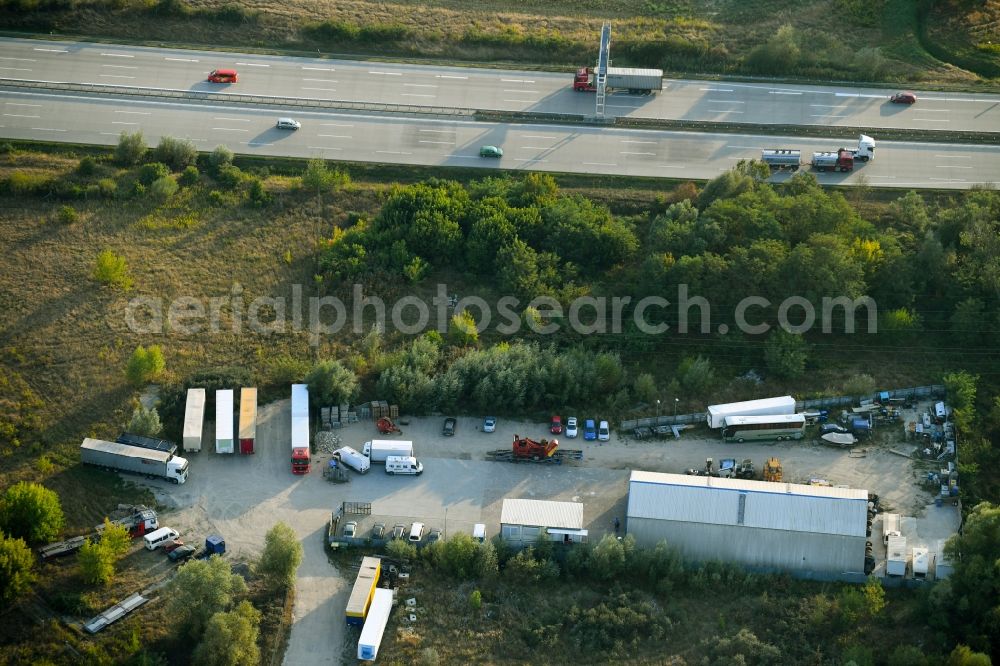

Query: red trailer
<box><xmin>239</xmin><ymin>388</ymin><xmax>257</xmax><ymax>455</ymax></box>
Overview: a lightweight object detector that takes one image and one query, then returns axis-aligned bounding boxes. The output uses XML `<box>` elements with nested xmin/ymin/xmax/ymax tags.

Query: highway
<box><xmin>3</xmin><ymin>89</ymin><xmax>997</xmax><ymax>189</ymax></box>
<box><xmin>3</xmin><ymin>36</ymin><xmax>1000</xmax><ymax>132</ymax></box>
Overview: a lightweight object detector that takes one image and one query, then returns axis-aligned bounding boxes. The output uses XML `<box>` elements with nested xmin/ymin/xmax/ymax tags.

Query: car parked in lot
<box><xmin>584</xmin><ymin>419</ymin><xmax>597</xmax><ymax>441</ymax></box>
<box><xmin>479</xmin><ymin>145</ymin><xmax>503</xmax><ymax>158</ymax></box>
<box><xmin>408</xmin><ymin>522</ymin><xmax>425</xmax><ymax>543</ymax></box>
<box><xmin>820</xmin><ymin>423</ymin><xmax>850</xmax><ymax>436</ymax></box>
<box><xmin>168</xmin><ymin>544</ymin><xmax>197</xmax><ymax>562</ymax></box>
<box><xmin>426</xmin><ymin>528</ymin><xmax>443</xmax><ymax>544</ymax></box>
<box><xmin>371</xmin><ymin>522</ymin><xmax>385</xmax><ymax>540</ymax></box>
<box><xmin>391</xmin><ymin>524</ymin><xmax>406</xmax><ymax>540</ymax></box>
<box><xmin>550</xmin><ymin>416</ymin><xmax>562</xmax><ymax>435</ymax></box>
<box><xmin>890</xmin><ymin>91</ymin><xmax>917</xmax><ymax>104</ymax></box>
<box><xmin>342</xmin><ymin>521</ymin><xmax>358</xmax><ymax>538</ymax></box>
<box><xmin>483</xmin><ymin>416</ymin><xmax>497</xmax><ymax>433</ymax></box>
<box><xmin>442</xmin><ymin>417</ymin><xmax>457</xmax><ymax>436</ymax></box>
<box><xmin>162</xmin><ymin>540</ymin><xmax>185</xmax><ymax>554</ymax></box>
<box><xmin>566</xmin><ymin>417</ymin><xmax>578</xmax><ymax>438</ymax></box>
<box><xmin>598</xmin><ymin>420</ymin><xmax>611</xmax><ymax>441</ymax></box>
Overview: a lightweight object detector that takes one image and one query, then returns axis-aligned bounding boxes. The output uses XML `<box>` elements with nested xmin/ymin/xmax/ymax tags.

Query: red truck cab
<box><xmin>208</xmin><ymin>69</ymin><xmax>238</xmax><ymax>84</ymax></box>
<box><xmin>291</xmin><ymin>448</ymin><xmax>310</xmax><ymax>474</ymax></box>
<box><xmin>573</xmin><ymin>67</ymin><xmax>596</xmax><ymax>91</ymax></box>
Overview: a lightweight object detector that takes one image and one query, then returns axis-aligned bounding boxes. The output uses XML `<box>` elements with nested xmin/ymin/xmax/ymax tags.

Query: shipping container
<box><xmin>358</xmin><ymin>588</ymin><xmax>393</xmax><ymax>661</ymax></box>
<box><xmin>183</xmin><ymin>388</ymin><xmax>205</xmax><ymax>452</ymax></box>
<box><xmin>239</xmin><ymin>388</ymin><xmax>257</xmax><ymax>455</ymax></box>
<box><xmin>346</xmin><ymin>556</ymin><xmax>381</xmax><ymax>626</ymax></box>
<box><xmin>216</xmin><ymin>389</ymin><xmax>234</xmax><ymax>454</ymax></box>
<box><xmin>705</xmin><ymin>396</ymin><xmax>796</xmax><ymax>429</ymax></box>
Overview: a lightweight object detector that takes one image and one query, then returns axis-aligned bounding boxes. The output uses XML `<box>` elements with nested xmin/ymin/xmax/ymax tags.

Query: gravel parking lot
<box><xmin>137</xmin><ymin>401</ymin><xmax>956</xmax><ymax>665</ymax></box>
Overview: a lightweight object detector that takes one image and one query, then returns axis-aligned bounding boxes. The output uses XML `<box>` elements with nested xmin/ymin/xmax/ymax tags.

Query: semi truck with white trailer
<box><xmin>291</xmin><ymin>383</ymin><xmax>311</xmax><ymax>474</ymax></box>
<box><xmin>573</xmin><ymin>66</ymin><xmax>663</xmax><ymax>93</ymax></box>
<box><xmin>334</xmin><ymin>446</ymin><xmax>370</xmax><ymax>474</ymax></box>
<box><xmin>705</xmin><ymin>395</ymin><xmax>797</xmax><ymax>429</ymax></box>
<box><xmin>357</xmin><ymin>587</ymin><xmax>394</xmax><ymax>661</ymax></box>
<box><xmin>80</xmin><ymin>438</ymin><xmax>189</xmax><ymax>484</ymax></box>
<box><xmin>216</xmin><ymin>389</ymin><xmax>234</xmax><ymax>454</ymax></box>
<box><xmin>363</xmin><ymin>439</ymin><xmax>414</xmax><ymax>463</ymax></box>
<box><xmin>183</xmin><ymin>388</ymin><xmax>205</xmax><ymax>452</ymax></box>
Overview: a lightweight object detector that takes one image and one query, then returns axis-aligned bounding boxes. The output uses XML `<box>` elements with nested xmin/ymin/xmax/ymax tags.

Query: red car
<box><xmin>207</xmin><ymin>69</ymin><xmax>238</xmax><ymax>84</ymax></box>
<box><xmin>890</xmin><ymin>91</ymin><xmax>916</xmax><ymax>104</ymax></box>
<box><xmin>550</xmin><ymin>416</ymin><xmax>563</xmax><ymax>434</ymax></box>
<box><xmin>162</xmin><ymin>539</ymin><xmax>184</xmax><ymax>554</ymax></box>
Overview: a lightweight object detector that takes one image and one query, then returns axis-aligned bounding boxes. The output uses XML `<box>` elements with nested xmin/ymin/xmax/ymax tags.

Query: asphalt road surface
<box><xmin>3</xmin><ymin>88</ymin><xmax>997</xmax><ymax>188</ymax></box>
<box><xmin>3</xmin><ymin>36</ymin><xmax>1000</xmax><ymax>131</ymax></box>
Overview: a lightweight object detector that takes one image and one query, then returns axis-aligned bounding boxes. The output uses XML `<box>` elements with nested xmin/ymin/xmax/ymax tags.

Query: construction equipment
<box><xmin>685</xmin><ymin>457</ymin><xmax>716</xmax><ymax>477</ymax></box>
<box><xmin>375</xmin><ymin>417</ymin><xmax>401</xmax><ymax>435</ymax></box>
<box><xmin>763</xmin><ymin>457</ymin><xmax>783</xmax><ymax>483</ymax></box>
<box><xmin>486</xmin><ymin>435</ymin><xmax>583</xmax><ymax>464</ymax></box>
<box><xmin>718</xmin><ymin>458</ymin><xmax>755</xmax><ymax>479</ymax></box>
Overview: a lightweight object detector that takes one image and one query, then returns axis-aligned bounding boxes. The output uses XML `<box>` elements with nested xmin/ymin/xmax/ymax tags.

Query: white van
<box><xmin>385</xmin><ymin>455</ymin><xmax>423</xmax><ymax>475</ymax></box>
<box><xmin>144</xmin><ymin>527</ymin><xmax>180</xmax><ymax>551</ymax></box>
<box><xmin>472</xmin><ymin>523</ymin><xmax>486</xmax><ymax>543</ymax></box>
<box><xmin>408</xmin><ymin>522</ymin><xmax>425</xmax><ymax>543</ymax></box>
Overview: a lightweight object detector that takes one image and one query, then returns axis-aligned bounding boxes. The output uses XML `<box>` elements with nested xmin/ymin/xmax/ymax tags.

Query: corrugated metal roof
<box><xmin>501</xmin><ymin>499</ymin><xmax>583</xmax><ymax>529</ymax></box>
<box><xmin>628</xmin><ymin>471</ymin><xmax>867</xmax><ymax>537</ymax></box>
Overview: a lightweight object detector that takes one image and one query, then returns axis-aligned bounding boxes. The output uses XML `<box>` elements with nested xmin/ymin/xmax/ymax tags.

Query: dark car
<box><xmin>168</xmin><ymin>544</ymin><xmax>197</xmax><ymax>562</ymax></box>
<box><xmin>391</xmin><ymin>524</ymin><xmax>406</xmax><ymax>540</ymax></box>
<box><xmin>890</xmin><ymin>91</ymin><xmax>917</xmax><ymax>104</ymax></box>
<box><xmin>442</xmin><ymin>417</ymin><xmax>457</xmax><ymax>436</ymax></box>
<box><xmin>426</xmin><ymin>528</ymin><xmax>443</xmax><ymax>545</ymax></box>
<box><xmin>371</xmin><ymin>522</ymin><xmax>386</xmax><ymax>540</ymax></box>
<box><xmin>479</xmin><ymin>145</ymin><xmax>503</xmax><ymax>158</ymax></box>
<box><xmin>820</xmin><ymin>423</ymin><xmax>850</xmax><ymax>436</ymax></box>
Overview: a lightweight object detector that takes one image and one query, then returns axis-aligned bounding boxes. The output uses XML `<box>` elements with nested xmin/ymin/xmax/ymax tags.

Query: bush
<box><xmin>247</xmin><ymin>178</ymin><xmax>271</xmax><ymax>207</ymax></box>
<box><xmin>209</xmin><ymin>145</ymin><xmax>234</xmax><ymax>172</ymax></box>
<box><xmin>138</xmin><ymin>162</ymin><xmax>170</xmax><ymax>185</ymax></box>
<box><xmin>153</xmin><ymin>136</ymin><xmax>198</xmax><ymax>171</ymax></box>
<box><xmin>93</xmin><ymin>249</ymin><xmax>133</xmax><ymax>291</ymax></box>
<box><xmin>57</xmin><ymin>205</ymin><xmax>78</xmax><ymax>225</ymax></box>
<box><xmin>77</xmin><ymin>156</ymin><xmax>97</xmax><ymax>176</ymax></box>
<box><xmin>256</xmin><ymin>522</ymin><xmax>302</xmax><ymax>590</ymax></box>
<box><xmin>179</xmin><ymin>165</ymin><xmax>199</xmax><ymax>186</ymax></box>
<box><xmin>115</xmin><ymin>131</ymin><xmax>147</xmax><ymax>166</ymax></box>
<box><xmin>149</xmin><ymin>176</ymin><xmax>179</xmax><ymax>201</ymax></box>
<box><xmin>468</xmin><ymin>589</ymin><xmax>481</xmax><ymax>610</ymax></box>
<box><xmin>130</xmin><ymin>181</ymin><xmax>146</xmax><ymax>198</ymax></box>
<box><xmin>305</xmin><ymin>360</ymin><xmax>359</xmax><ymax>407</ymax></box>
<box><xmin>97</xmin><ymin>178</ymin><xmax>117</xmax><ymax>198</ymax></box>
<box><xmin>215</xmin><ymin>164</ymin><xmax>244</xmax><ymax>188</ymax></box>
<box><xmin>0</xmin><ymin>482</ymin><xmax>65</xmax><ymax>543</ymax></box>
<box><xmin>128</xmin><ymin>405</ymin><xmax>163</xmax><ymax>436</ymax></box>
<box><xmin>126</xmin><ymin>345</ymin><xmax>166</xmax><ymax>386</ymax></box>
<box><xmin>385</xmin><ymin>539</ymin><xmax>417</xmax><ymax>561</ymax></box>
<box><xmin>0</xmin><ymin>531</ymin><xmax>36</xmax><ymax>602</ymax></box>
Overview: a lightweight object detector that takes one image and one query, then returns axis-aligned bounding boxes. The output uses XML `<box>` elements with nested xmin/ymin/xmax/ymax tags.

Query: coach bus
<box><xmin>722</xmin><ymin>414</ymin><xmax>807</xmax><ymax>443</ymax></box>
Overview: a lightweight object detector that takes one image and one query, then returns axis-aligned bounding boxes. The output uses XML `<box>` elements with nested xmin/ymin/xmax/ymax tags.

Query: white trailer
<box><xmin>215</xmin><ymin>389</ymin><xmax>234</xmax><ymax>454</ymax></box>
<box><xmin>912</xmin><ymin>547</ymin><xmax>931</xmax><ymax>578</ymax></box>
<box><xmin>358</xmin><ymin>588</ymin><xmax>393</xmax><ymax>661</ymax></box>
<box><xmin>81</xmin><ymin>438</ymin><xmax>188</xmax><ymax>484</ymax></box>
<box><xmin>183</xmin><ymin>388</ymin><xmax>205</xmax><ymax>453</ymax></box>
<box><xmin>882</xmin><ymin>513</ymin><xmax>901</xmax><ymax>545</ymax></box>
<box><xmin>705</xmin><ymin>395</ymin><xmax>796</xmax><ymax>429</ymax></box>
<box><xmin>761</xmin><ymin>149</ymin><xmax>801</xmax><ymax>169</ymax></box>
<box><xmin>334</xmin><ymin>446</ymin><xmax>370</xmax><ymax>474</ymax></box>
<box><xmin>363</xmin><ymin>439</ymin><xmax>414</xmax><ymax>463</ymax></box>
<box><xmin>887</xmin><ymin>535</ymin><xmax>908</xmax><ymax>576</ymax></box>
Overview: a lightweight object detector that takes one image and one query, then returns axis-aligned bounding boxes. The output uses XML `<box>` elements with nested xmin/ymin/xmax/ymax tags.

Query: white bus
<box><xmin>722</xmin><ymin>414</ymin><xmax>806</xmax><ymax>443</ymax></box>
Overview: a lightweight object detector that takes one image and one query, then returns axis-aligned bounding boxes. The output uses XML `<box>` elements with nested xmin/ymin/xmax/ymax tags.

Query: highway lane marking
<box><xmin>419</xmin><ymin>140</ymin><xmax>452</xmax><ymax>144</ymax></box>
<box><xmin>99</xmin><ymin>74</ymin><xmax>135</xmax><ymax>79</ymax></box>
<box><xmin>447</xmin><ymin>155</ymin><xmax>479</xmax><ymax>159</ymax></box>
<box><xmin>308</xmin><ymin>146</ymin><xmax>343</xmax><ymax>150</ymax></box>
<box><xmin>369</xmin><ymin>71</ymin><xmax>402</xmax><ymax>76</ymax></box>
<box><xmin>658</xmin><ymin>165</ymin><xmax>686</xmax><ymax>169</ymax></box>
<box><xmin>769</xmin><ymin>91</ymin><xmax>802</xmax><ymax>95</ymax></box>
<box><xmin>115</xmin><ymin>110</ymin><xmax>150</xmax><ymax>114</ymax></box>
<box><xmin>418</xmin><ymin>129</ymin><xmax>453</xmax><ymax>133</ymax></box>
<box><xmin>236</xmin><ymin>62</ymin><xmax>270</xmax><ymax>67</ymax></box>
<box><xmin>320</xmin><ymin>123</ymin><xmax>353</xmax><ymax>127</ymax></box>
<box><xmin>302</xmin><ymin>87</ymin><xmax>337</xmax><ymax>92</ymax></box>
<box><xmin>3</xmin><ymin>113</ymin><xmax>40</xmax><ymax>118</ymax></box>
<box><xmin>810</xmin><ymin>114</ymin><xmax>848</xmax><ymax>118</ymax></box>
<box><xmin>699</xmin><ymin>88</ymin><xmax>733</xmax><ymax>92</ymax></box>
<box><xmin>245</xmin><ymin>142</ymin><xmax>273</xmax><ymax>146</ymax></box>
<box><xmin>726</xmin><ymin>145</ymin><xmax>762</xmax><ymax>149</ymax></box>
<box><xmin>514</xmin><ymin>158</ymin><xmax>549</xmax><ymax>162</ymax></box>
<box><xmin>621</xmin><ymin>140</ymin><xmax>656</xmax><ymax>144</ymax></box>
<box><xmin>834</xmin><ymin>93</ymin><xmax>887</xmax><ymax>99</ymax></box>
<box><xmin>165</xmin><ymin>57</ymin><xmax>199</xmax><ymax>62</ymax></box>
<box><xmin>913</xmin><ymin>118</ymin><xmax>949</xmax><ymax>122</ymax></box>
<box><xmin>404</xmin><ymin>83</ymin><xmax>437</xmax><ymax>88</ymax></box>
<box><xmin>99</xmin><ymin>132</ymin><xmax>119</xmax><ymax>136</ymax></box>
<box><xmin>376</xmin><ymin>150</ymin><xmax>413</xmax><ymax>155</ymax></box>
<box><xmin>584</xmin><ymin>162</ymin><xmax>617</xmax><ymax>166</ymax></box>
<box><xmin>934</xmin><ymin>165</ymin><xmax>973</xmax><ymax>169</ymax></box>
<box><xmin>501</xmin><ymin>79</ymin><xmax>535</xmax><ymax>84</ymax></box>
<box><xmin>111</xmin><ymin>121</ymin><xmax>139</xmax><ymax>125</ymax></box>
<box><xmin>0</xmin><ymin>67</ymin><xmax>32</xmax><ymax>72</ymax></box>
<box><xmin>520</xmin><ymin>146</ymin><xmax>549</xmax><ymax>150</ymax></box>
<box><xmin>31</xmin><ymin>127</ymin><xmax>66</xmax><ymax>132</ymax></box>
<box><xmin>0</xmin><ymin>57</ymin><xmax>36</xmax><ymax>62</ymax></box>
<box><xmin>102</xmin><ymin>65</ymin><xmax>138</xmax><ymax>69</ymax></box>
<box><xmin>934</xmin><ymin>155</ymin><xmax>971</xmax><ymax>158</ymax></box>
<box><xmin>621</xmin><ymin>151</ymin><xmax>656</xmax><ymax>156</ymax></box>
<box><xmin>503</xmin><ymin>89</ymin><xmax>538</xmax><ymax>93</ymax></box>
<box><xmin>101</xmin><ymin>53</ymin><xmax>134</xmax><ymax>58</ymax></box>
<box><xmin>912</xmin><ymin>109</ymin><xmax>950</xmax><ymax>112</ymax></box>
<box><xmin>708</xmin><ymin>109</ymin><xmax>744</xmax><ymax>113</ymax></box>
<box><xmin>605</xmin><ymin>104</ymin><xmax>641</xmax><ymax>109</ymax></box>
<box><xmin>303</xmin><ymin>78</ymin><xmax>339</xmax><ymax>83</ymax></box>
<box><xmin>33</xmin><ymin>48</ymin><xmax>67</xmax><ymax>53</ymax></box>
<box><xmin>302</xmin><ymin>66</ymin><xmax>336</xmax><ymax>72</ymax></box>
<box><xmin>211</xmin><ymin>127</ymin><xmax>248</xmax><ymax>132</ymax></box>
<box><xmin>524</xmin><ymin>135</ymin><xmax>557</xmax><ymax>139</ymax></box>
<box><xmin>503</xmin><ymin>99</ymin><xmax>537</xmax><ymax>103</ymax></box>
<box><xmin>810</xmin><ymin>104</ymin><xmax>843</xmax><ymax>107</ymax></box>
<box><xmin>317</xmin><ymin>134</ymin><xmax>351</xmax><ymax>138</ymax></box>
<box><xmin>213</xmin><ymin>117</ymin><xmax>250</xmax><ymax>122</ymax></box>
<box><xmin>5</xmin><ymin>103</ymin><xmax>42</xmax><ymax>107</ymax></box>
<box><xmin>437</xmin><ymin>75</ymin><xmax>467</xmax><ymax>80</ymax></box>
<box><xmin>707</xmin><ymin>99</ymin><xmax>744</xmax><ymax>104</ymax></box>
<box><xmin>401</xmin><ymin>93</ymin><xmax>435</xmax><ymax>98</ymax></box>
<box><xmin>930</xmin><ymin>178</ymin><xmax>967</xmax><ymax>182</ymax></box>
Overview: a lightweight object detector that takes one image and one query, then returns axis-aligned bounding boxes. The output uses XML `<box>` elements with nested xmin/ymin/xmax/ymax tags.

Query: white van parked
<box><xmin>144</xmin><ymin>527</ymin><xmax>180</xmax><ymax>551</ymax></box>
<box><xmin>385</xmin><ymin>455</ymin><xmax>423</xmax><ymax>475</ymax></box>
<box><xmin>408</xmin><ymin>522</ymin><xmax>425</xmax><ymax>543</ymax></box>
<box><xmin>472</xmin><ymin>523</ymin><xmax>486</xmax><ymax>543</ymax></box>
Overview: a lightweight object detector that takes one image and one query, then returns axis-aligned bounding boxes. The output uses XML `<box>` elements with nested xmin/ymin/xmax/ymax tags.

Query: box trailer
<box><xmin>183</xmin><ymin>388</ymin><xmax>205</xmax><ymax>453</ymax></box>
<box><xmin>358</xmin><ymin>588</ymin><xmax>394</xmax><ymax>661</ymax></box>
<box><xmin>572</xmin><ymin>66</ymin><xmax>663</xmax><ymax>93</ymax></box>
<box><xmin>882</xmin><ymin>513</ymin><xmax>901</xmax><ymax>545</ymax></box>
<box><xmin>291</xmin><ymin>383</ymin><xmax>311</xmax><ymax>474</ymax></box>
<box><xmin>705</xmin><ymin>396</ymin><xmax>796</xmax><ymax>429</ymax></box>
<box><xmin>934</xmin><ymin>539</ymin><xmax>953</xmax><ymax>579</ymax></box>
<box><xmin>363</xmin><ymin>439</ymin><xmax>414</xmax><ymax>463</ymax></box>
<box><xmin>912</xmin><ymin>547</ymin><xmax>931</xmax><ymax>578</ymax></box>
<box><xmin>346</xmin><ymin>556</ymin><xmax>381</xmax><ymax>626</ymax></box>
<box><xmin>216</xmin><ymin>389</ymin><xmax>234</xmax><ymax>454</ymax></box>
<box><xmin>116</xmin><ymin>432</ymin><xmax>177</xmax><ymax>456</ymax></box>
<box><xmin>239</xmin><ymin>387</ymin><xmax>257</xmax><ymax>455</ymax></box>
<box><xmin>887</xmin><ymin>535</ymin><xmax>908</xmax><ymax>576</ymax></box>
<box><xmin>81</xmin><ymin>438</ymin><xmax>188</xmax><ymax>484</ymax></box>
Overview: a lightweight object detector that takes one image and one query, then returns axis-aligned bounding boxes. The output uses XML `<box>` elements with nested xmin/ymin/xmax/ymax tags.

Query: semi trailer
<box><xmin>363</xmin><ymin>439</ymin><xmax>414</xmax><ymax>463</ymax></box>
<box><xmin>573</xmin><ymin>67</ymin><xmax>663</xmax><ymax>93</ymax></box>
<box><xmin>183</xmin><ymin>388</ymin><xmax>205</xmax><ymax>452</ymax></box>
<box><xmin>80</xmin><ymin>438</ymin><xmax>189</xmax><ymax>484</ymax></box>
<box><xmin>291</xmin><ymin>383</ymin><xmax>311</xmax><ymax>474</ymax></box>
<box><xmin>705</xmin><ymin>396</ymin><xmax>797</xmax><ymax>429</ymax></box>
<box><xmin>762</xmin><ymin>135</ymin><xmax>876</xmax><ymax>172</ymax></box>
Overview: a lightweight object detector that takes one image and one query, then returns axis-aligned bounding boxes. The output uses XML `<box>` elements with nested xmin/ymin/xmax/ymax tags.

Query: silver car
<box><xmin>276</xmin><ymin>117</ymin><xmax>301</xmax><ymax>130</ymax></box>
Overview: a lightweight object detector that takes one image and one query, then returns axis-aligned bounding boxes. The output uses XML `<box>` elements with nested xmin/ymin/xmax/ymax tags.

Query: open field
<box><xmin>0</xmin><ymin>0</ymin><xmax>997</xmax><ymax>86</ymax></box>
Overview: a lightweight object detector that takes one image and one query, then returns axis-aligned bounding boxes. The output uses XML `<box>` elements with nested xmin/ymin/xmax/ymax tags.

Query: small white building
<box><xmin>500</xmin><ymin>499</ymin><xmax>587</xmax><ymax>546</ymax></box>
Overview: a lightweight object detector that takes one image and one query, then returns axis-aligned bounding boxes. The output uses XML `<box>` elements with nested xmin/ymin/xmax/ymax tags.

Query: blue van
<box><xmin>583</xmin><ymin>419</ymin><xmax>597</xmax><ymax>441</ymax></box>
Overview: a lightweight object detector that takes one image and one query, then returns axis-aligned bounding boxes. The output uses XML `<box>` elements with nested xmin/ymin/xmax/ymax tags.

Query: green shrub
<box><xmin>130</xmin><ymin>181</ymin><xmax>146</xmax><ymax>198</ymax></box>
<box><xmin>57</xmin><ymin>205</ymin><xmax>78</xmax><ymax>224</ymax></box>
<box><xmin>153</xmin><ymin>136</ymin><xmax>197</xmax><ymax>171</ymax></box>
<box><xmin>115</xmin><ymin>131</ymin><xmax>147</xmax><ymax>166</ymax></box>
<box><xmin>149</xmin><ymin>176</ymin><xmax>178</xmax><ymax>201</ymax></box>
<box><xmin>92</xmin><ymin>250</ymin><xmax>133</xmax><ymax>291</ymax></box>
<box><xmin>77</xmin><ymin>156</ymin><xmax>97</xmax><ymax>176</ymax></box>
<box><xmin>179</xmin><ymin>165</ymin><xmax>199</xmax><ymax>186</ymax></box>
<box><xmin>97</xmin><ymin>178</ymin><xmax>117</xmax><ymax>198</ymax></box>
<box><xmin>138</xmin><ymin>162</ymin><xmax>170</xmax><ymax>185</ymax></box>
<box><xmin>209</xmin><ymin>145</ymin><xmax>234</xmax><ymax>172</ymax></box>
<box><xmin>125</xmin><ymin>345</ymin><xmax>166</xmax><ymax>385</ymax></box>
<box><xmin>469</xmin><ymin>589</ymin><xmax>481</xmax><ymax>610</ymax></box>
<box><xmin>215</xmin><ymin>164</ymin><xmax>244</xmax><ymax>187</ymax></box>
<box><xmin>5</xmin><ymin>171</ymin><xmax>49</xmax><ymax>196</ymax></box>
<box><xmin>247</xmin><ymin>178</ymin><xmax>271</xmax><ymax>207</ymax></box>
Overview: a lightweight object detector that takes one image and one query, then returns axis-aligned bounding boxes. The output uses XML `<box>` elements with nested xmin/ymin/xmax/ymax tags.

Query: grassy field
<box><xmin>0</xmin><ymin>0</ymin><xmax>997</xmax><ymax>85</ymax></box>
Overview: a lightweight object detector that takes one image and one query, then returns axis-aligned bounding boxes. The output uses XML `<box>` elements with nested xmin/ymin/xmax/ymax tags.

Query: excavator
<box><xmin>763</xmin><ymin>457</ymin><xmax>783</xmax><ymax>482</ymax></box>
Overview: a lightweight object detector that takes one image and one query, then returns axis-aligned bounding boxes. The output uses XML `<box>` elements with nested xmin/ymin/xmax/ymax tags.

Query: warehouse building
<box><xmin>500</xmin><ymin>499</ymin><xmax>588</xmax><ymax>547</ymax></box>
<box><xmin>627</xmin><ymin>471</ymin><xmax>868</xmax><ymax>575</ymax></box>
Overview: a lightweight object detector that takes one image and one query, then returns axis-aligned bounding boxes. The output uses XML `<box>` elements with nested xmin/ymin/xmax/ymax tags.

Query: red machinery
<box><xmin>376</xmin><ymin>417</ymin><xmax>401</xmax><ymax>435</ymax></box>
<box><xmin>486</xmin><ymin>435</ymin><xmax>583</xmax><ymax>464</ymax></box>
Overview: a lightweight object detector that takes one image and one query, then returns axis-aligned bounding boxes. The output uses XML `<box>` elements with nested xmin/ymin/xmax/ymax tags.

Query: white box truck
<box><xmin>363</xmin><ymin>439</ymin><xmax>414</xmax><ymax>463</ymax></box>
<box><xmin>334</xmin><ymin>446</ymin><xmax>370</xmax><ymax>473</ymax></box>
<box><xmin>357</xmin><ymin>587</ymin><xmax>393</xmax><ymax>661</ymax></box>
<box><xmin>705</xmin><ymin>396</ymin><xmax>796</xmax><ymax>429</ymax></box>
<box><xmin>216</xmin><ymin>389</ymin><xmax>234</xmax><ymax>454</ymax></box>
<box><xmin>912</xmin><ymin>547</ymin><xmax>931</xmax><ymax>578</ymax></box>
<box><xmin>80</xmin><ymin>438</ymin><xmax>188</xmax><ymax>484</ymax></box>
<box><xmin>183</xmin><ymin>388</ymin><xmax>205</xmax><ymax>453</ymax></box>
<box><xmin>887</xmin><ymin>535</ymin><xmax>908</xmax><ymax>576</ymax></box>
<box><xmin>882</xmin><ymin>513</ymin><xmax>901</xmax><ymax>545</ymax></box>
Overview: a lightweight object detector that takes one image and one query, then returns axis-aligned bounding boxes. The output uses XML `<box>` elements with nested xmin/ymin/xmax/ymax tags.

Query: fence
<box><xmin>620</xmin><ymin>384</ymin><xmax>946</xmax><ymax>431</ymax></box>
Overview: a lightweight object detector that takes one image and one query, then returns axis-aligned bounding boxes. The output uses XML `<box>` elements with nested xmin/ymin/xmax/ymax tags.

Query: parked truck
<box><xmin>705</xmin><ymin>396</ymin><xmax>796</xmax><ymax>429</ymax></box>
<box><xmin>239</xmin><ymin>387</ymin><xmax>257</xmax><ymax>455</ymax></box>
<box><xmin>334</xmin><ymin>446</ymin><xmax>370</xmax><ymax>474</ymax></box>
<box><xmin>216</xmin><ymin>389</ymin><xmax>234</xmax><ymax>454</ymax></box>
<box><xmin>363</xmin><ymin>439</ymin><xmax>414</xmax><ymax>463</ymax></box>
<box><xmin>81</xmin><ymin>438</ymin><xmax>188</xmax><ymax>484</ymax></box>
<box><xmin>882</xmin><ymin>513</ymin><xmax>901</xmax><ymax>545</ymax></box>
<box><xmin>358</xmin><ymin>587</ymin><xmax>393</xmax><ymax>661</ymax></box>
<box><xmin>573</xmin><ymin>66</ymin><xmax>663</xmax><ymax>94</ymax></box>
<box><xmin>183</xmin><ymin>388</ymin><xmax>205</xmax><ymax>452</ymax></box>
<box><xmin>291</xmin><ymin>383</ymin><xmax>311</xmax><ymax>474</ymax></box>
<box><xmin>887</xmin><ymin>535</ymin><xmax>908</xmax><ymax>576</ymax></box>
<box><xmin>116</xmin><ymin>432</ymin><xmax>177</xmax><ymax>456</ymax></box>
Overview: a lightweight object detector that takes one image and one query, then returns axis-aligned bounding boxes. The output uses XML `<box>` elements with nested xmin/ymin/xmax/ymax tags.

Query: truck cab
<box><xmin>573</xmin><ymin>67</ymin><xmax>596</xmax><ymax>91</ymax></box>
